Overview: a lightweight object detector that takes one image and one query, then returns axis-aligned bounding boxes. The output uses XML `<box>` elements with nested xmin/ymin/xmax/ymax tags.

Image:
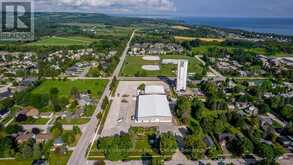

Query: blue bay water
<box><xmin>178</xmin><ymin>17</ymin><xmax>293</xmax><ymax>36</ymax></box>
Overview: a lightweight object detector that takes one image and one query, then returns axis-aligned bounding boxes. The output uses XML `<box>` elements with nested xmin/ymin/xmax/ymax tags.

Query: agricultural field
<box><xmin>95</xmin><ymin>25</ymin><xmax>132</xmax><ymax>37</ymax></box>
<box><xmin>121</xmin><ymin>55</ymin><xmax>204</xmax><ymax>77</ymax></box>
<box><xmin>31</xmin><ymin>79</ymin><xmax>108</xmax><ymax>99</ymax></box>
<box><xmin>192</xmin><ymin>45</ymin><xmax>268</xmax><ymax>55</ymax></box>
<box><xmin>171</xmin><ymin>25</ymin><xmax>191</xmax><ymax>30</ymax></box>
<box><xmin>27</xmin><ymin>36</ymin><xmax>96</xmax><ymax>46</ymax></box>
<box><xmin>175</xmin><ymin>36</ymin><xmax>225</xmax><ymax>42</ymax></box>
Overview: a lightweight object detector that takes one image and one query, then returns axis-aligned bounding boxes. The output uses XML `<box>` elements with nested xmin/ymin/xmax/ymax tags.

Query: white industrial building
<box><xmin>145</xmin><ymin>85</ymin><xmax>165</xmax><ymax>95</ymax></box>
<box><xmin>135</xmin><ymin>85</ymin><xmax>172</xmax><ymax>123</ymax></box>
<box><xmin>176</xmin><ymin>60</ymin><xmax>188</xmax><ymax>91</ymax></box>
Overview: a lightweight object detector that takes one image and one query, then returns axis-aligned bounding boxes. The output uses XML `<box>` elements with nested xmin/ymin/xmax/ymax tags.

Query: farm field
<box><xmin>95</xmin><ymin>25</ymin><xmax>132</xmax><ymax>37</ymax></box>
<box><xmin>192</xmin><ymin>45</ymin><xmax>293</xmax><ymax>56</ymax></box>
<box><xmin>27</xmin><ymin>36</ymin><xmax>96</xmax><ymax>46</ymax></box>
<box><xmin>121</xmin><ymin>55</ymin><xmax>203</xmax><ymax>77</ymax></box>
<box><xmin>175</xmin><ymin>36</ymin><xmax>225</xmax><ymax>42</ymax></box>
<box><xmin>31</xmin><ymin>79</ymin><xmax>108</xmax><ymax>99</ymax></box>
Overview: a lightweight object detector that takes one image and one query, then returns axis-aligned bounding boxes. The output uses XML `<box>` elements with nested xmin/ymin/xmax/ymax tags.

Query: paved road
<box><xmin>195</xmin><ymin>55</ymin><xmax>224</xmax><ymax>79</ymax></box>
<box><xmin>67</xmin><ymin>30</ymin><xmax>136</xmax><ymax>165</ymax></box>
<box><xmin>118</xmin><ymin>76</ymin><xmax>176</xmax><ymax>81</ymax></box>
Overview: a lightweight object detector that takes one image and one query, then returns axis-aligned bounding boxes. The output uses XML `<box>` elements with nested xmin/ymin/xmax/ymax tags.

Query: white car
<box><xmin>117</xmin><ymin>118</ymin><xmax>123</xmax><ymax>123</ymax></box>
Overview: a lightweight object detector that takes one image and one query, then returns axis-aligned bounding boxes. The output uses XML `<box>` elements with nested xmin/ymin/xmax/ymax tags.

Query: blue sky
<box><xmin>35</xmin><ymin>0</ymin><xmax>293</xmax><ymax>17</ymax></box>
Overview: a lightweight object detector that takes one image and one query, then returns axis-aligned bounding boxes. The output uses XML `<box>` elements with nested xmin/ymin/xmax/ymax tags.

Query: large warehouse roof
<box><xmin>145</xmin><ymin>85</ymin><xmax>165</xmax><ymax>95</ymax></box>
<box><xmin>137</xmin><ymin>95</ymin><xmax>172</xmax><ymax>118</ymax></box>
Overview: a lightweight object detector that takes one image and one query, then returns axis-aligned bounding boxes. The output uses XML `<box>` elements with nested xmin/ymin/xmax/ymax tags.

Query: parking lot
<box><xmin>101</xmin><ymin>81</ymin><xmax>171</xmax><ymax>137</ymax></box>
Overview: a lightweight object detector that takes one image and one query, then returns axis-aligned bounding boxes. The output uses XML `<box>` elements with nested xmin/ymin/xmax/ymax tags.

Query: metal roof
<box><xmin>137</xmin><ymin>95</ymin><xmax>172</xmax><ymax>118</ymax></box>
<box><xmin>145</xmin><ymin>85</ymin><xmax>165</xmax><ymax>95</ymax></box>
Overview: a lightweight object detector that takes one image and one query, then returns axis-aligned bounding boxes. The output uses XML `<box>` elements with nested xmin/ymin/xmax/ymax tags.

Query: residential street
<box><xmin>67</xmin><ymin>30</ymin><xmax>136</xmax><ymax>165</ymax></box>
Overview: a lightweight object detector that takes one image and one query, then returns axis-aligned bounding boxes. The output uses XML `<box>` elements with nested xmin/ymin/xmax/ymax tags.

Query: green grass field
<box><xmin>58</xmin><ymin>118</ymin><xmax>90</xmax><ymax>125</ymax></box>
<box><xmin>49</xmin><ymin>152</ymin><xmax>72</xmax><ymax>165</ymax></box>
<box><xmin>0</xmin><ymin>152</ymin><xmax>71</xmax><ymax>165</ymax></box>
<box><xmin>192</xmin><ymin>45</ymin><xmax>291</xmax><ymax>56</ymax></box>
<box><xmin>16</xmin><ymin>118</ymin><xmax>50</xmax><ymax>125</ymax></box>
<box><xmin>28</xmin><ymin>36</ymin><xmax>96</xmax><ymax>46</ymax></box>
<box><xmin>95</xmin><ymin>26</ymin><xmax>131</xmax><ymax>37</ymax></box>
<box><xmin>0</xmin><ymin>160</ymin><xmax>32</xmax><ymax>165</ymax></box>
<box><xmin>31</xmin><ymin>79</ymin><xmax>108</xmax><ymax>98</ymax></box>
<box><xmin>121</xmin><ymin>55</ymin><xmax>203</xmax><ymax>77</ymax></box>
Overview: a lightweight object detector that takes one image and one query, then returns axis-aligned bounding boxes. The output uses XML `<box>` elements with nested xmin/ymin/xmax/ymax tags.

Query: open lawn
<box><xmin>16</xmin><ymin>118</ymin><xmax>49</xmax><ymax>125</ymax></box>
<box><xmin>28</xmin><ymin>36</ymin><xmax>96</xmax><ymax>46</ymax></box>
<box><xmin>88</xmin><ymin>133</ymin><xmax>160</xmax><ymax>160</ymax></box>
<box><xmin>0</xmin><ymin>160</ymin><xmax>32</xmax><ymax>165</ymax></box>
<box><xmin>49</xmin><ymin>152</ymin><xmax>72</xmax><ymax>165</ymax></box>
<box><xmin>31</xmin><ymin>79</ymin><xmax>108</xmax><ymax>99</ymax></box>
<box><xmin>121</xmin><ymin>55</ymin><xmax>203</xmax><ymax>77</ymax></box>
<box><xmin>58</xmin><ymin>118</ymin><xmax>90</xmax><ymax>125</ymax></box>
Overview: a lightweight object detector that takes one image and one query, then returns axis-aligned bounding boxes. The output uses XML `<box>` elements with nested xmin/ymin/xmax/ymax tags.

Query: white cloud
<box><xmin>50</xmin><ymin>0</ymin><xmax>176</xmax><ymax>11</ymax></box>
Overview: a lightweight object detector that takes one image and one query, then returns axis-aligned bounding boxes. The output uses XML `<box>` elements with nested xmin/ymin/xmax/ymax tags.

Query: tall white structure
<box><xmin>176</xmin><ymin>60</ymin><xmax>188</xmax><ymax>91</ymax></box>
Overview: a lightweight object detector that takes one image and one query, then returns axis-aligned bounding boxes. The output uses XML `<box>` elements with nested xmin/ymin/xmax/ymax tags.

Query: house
<box><xmin>278</xmin><ymin>136</ymin><xmax>293</xmax><ymax>151</ymax></box>
<box><xmin>235</xmin><ymin>102</ymin><xmax>250</xmax><ymax>110</ymax></box>
<box><xmin>53</xmin><ymin>138</ymin><xmax>65</xmax><ymax>148</ymax></box>
<box><xmin>39</xmin><ymin>112</ymin><xmax>53</xmax><ymax>119</ymax></box>
<box><xmin>16</xmin><ymin>132</ymin><xmax>33</xmax><ymax>144</ymax></box>
<box><xmin>20</xmin><ymin>77</ymin><xmax>37</xmax><ymax>87</ymax></box>
<box><xmin>218</xmin><ymin>133</ymin><xmax>235</xmax><ymax>144</ymax></box>
<box><xmin>32</xmin><ymin>160</ymin><xmax>48</xmax><ymax>165</ymax></box>
<box><xmin>203</xmin><ymin>136</ymin><xmax>215</xmax><ymax>148</ymax></box>
<box><xmin>259</xmin><ymin>116</ymin><xmax>273</xmax><ymax>128</ymax></box>
<box><xmin>36</xmin><ymin>133</ymin><xmax>52</xmax><ymax>144</ymax></box>
<box><xmin>244</xmin><ymin>105</ymin><xmax>258</xmax><ymax>116</ymax></box>
<box><xmin>18</xmin><ymin>106</ymin><xmax>39</xmax><ymax>118</ymax></box>
<box><xmin>0</xmin><ymin>86</ymin><xmax>11</xmax><ymax>100</ymax></box>
<box><xmin>78</xmin><ymin>94</ymin><xmax>92</xmax><ymax>106</ymax></box>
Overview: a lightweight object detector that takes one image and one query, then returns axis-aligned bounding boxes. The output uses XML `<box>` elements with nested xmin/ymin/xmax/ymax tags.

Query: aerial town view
<box><xmin>0</xmin><ymin>0</ymin><xmax>293</xmax><ymax>165</ymax></box>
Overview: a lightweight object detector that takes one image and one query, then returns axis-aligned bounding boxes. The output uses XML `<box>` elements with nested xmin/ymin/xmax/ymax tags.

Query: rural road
<box><xmin>67</xmin><ymin>30</ymin><xmax>136</xmax><ymax>165</ymax></box>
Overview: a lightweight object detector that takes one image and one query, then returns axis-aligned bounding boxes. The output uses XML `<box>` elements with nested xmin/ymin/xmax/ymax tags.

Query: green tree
<box><xmin>70</xmin><ymin>87</ymin><xmax>80</xmax><ymax>99</ymax></box>
<box><xmin>184</xmin><ymin>135</ymin><xmax>206</xmax><ymax>160</ymax></box>
<box><xmin>33</xmin><ymin>144</ymin><xmax>42</xmax><ymax>160</ymax></box>
<box><xmin>73</xmin><ymin>125</ymin><xmax>81</xmax><ymax>135</ymax></box>
<box><xmin>281</xmin><ymin>104</ymin><xmax>293</xmax><ymax>121</ymax></box>
<box><xmin>101</xmin><ymin>96</ymin><xmax>110</xmax><ymax>110</ymax></box>
<box><xmin>50</xmin><ymin>122</ymin><xmax>63</xmax><ymax>138</ymax></box>
<box><xmin>207</xmin><ymin>146</ymin><xmax>218</xmax><ymax>159</ymax></box>
<box><xmin>21</xmin><ymin>144</ymin><xmax>33</xmax><ymax>159</ymax></box>
<box><xmin>160</xmin><ymin>132</ymin><xmax>178</xmax><ymax>157</ymax></box>
<box><xmin>5</xmin><ymin>124</ymin><xmax>23</xmax><ymax>134</ymax></box>
<box><xmin>176</xmin><ymin>97</ymin><xmax>192</xmax><ymax>121</ymax></box>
